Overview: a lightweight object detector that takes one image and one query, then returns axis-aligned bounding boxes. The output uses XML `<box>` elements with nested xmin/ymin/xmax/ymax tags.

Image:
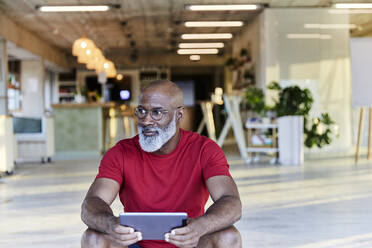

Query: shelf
<box><xmin>246</xmin><ymin>147</ymin><xmax>278</xmax><ymax>153</ymax></box>
<box><xmin>245</xmin><ymin>121</ymin><xmax>278</xmax><ymax>154</ymax></box>
<box><xmin>58</xmin><ymin>81</ymin><xmax>77</xmax><ymax>86</ymax></box>
<box><xmin>59</xmin><ymin>93</ymin><xmax>75</xmax><ymax>97</ymax></box>
<box><xmin>245</xmin><ymin>122</ymin><xmax>278</xmax><ymax>129</ymax></box>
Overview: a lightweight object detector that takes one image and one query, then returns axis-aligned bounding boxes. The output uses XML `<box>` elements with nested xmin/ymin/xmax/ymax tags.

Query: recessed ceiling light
<box><xmin>36</xmin><ymin>5</ymin><xmax>118</xmax><ymax>12</ymax></box>
<box><xmin>116</xmin><ymin>74</ymin><xmax>123</xmax><ymax>80</ymax></box>
<box><xmin>333</xmin><ymin>3</ymin><xmax>372</xmax><ymax>9</ymax></box>
<box><xmin>181</xmin><ymin>33</ymin><xmax>233</xmax><ymax>39</ymax></box>
<box><xmin>286</xmin><ymin>34</ymin><xmax>332</xmax><ymax>40</ymax></box>
<box><xmin>184</xmin><ymin>21</ymin><xmax>244</xmax><ymax>27</ymax></box>
<box><xmin>177</xmin><ymin>49</ymin><xmax>219</xmax><ymax>55</ymax></box>
<box><xmin>304</xmin><ymin>23</ymin><xmax>357</xmax><ymax>29</ymax></box>
<box><xmin>179</xmin><ymin>43</ymin><xmax>224</xmax><ymax>48</ymax></box>
<box><xmin>185</xmin><ymin>4</ymin><xmax>259</xmax><ymax>11</ymax></box>
<box><xmin>190</xmin><ymin>55</ymin><xmax>201</xmax><ymax>61</ymax></box>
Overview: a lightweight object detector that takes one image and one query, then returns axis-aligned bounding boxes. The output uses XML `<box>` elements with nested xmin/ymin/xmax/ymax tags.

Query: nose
<box><xmin>138</xmin><ymin>112</ymin><xmax>155</xmax><ymax>126</ymax></box>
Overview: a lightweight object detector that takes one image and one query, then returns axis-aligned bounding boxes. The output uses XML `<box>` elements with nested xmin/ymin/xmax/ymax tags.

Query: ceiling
<box><xmin>1</xmin><ymin>0</ymin><xmax>372</xmax><ymax>65</ymax></box>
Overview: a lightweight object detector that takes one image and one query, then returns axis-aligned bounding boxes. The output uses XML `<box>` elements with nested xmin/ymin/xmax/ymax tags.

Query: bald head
<box><xmin>140</xmin><ymin>80</ymin><xmax>184</xmax><ymax>107</ymax></box>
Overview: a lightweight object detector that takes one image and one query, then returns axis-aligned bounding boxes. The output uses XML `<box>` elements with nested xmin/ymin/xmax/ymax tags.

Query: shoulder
<box><xmin>181</xmin><ymin>129</ymin><xmax>208</xmax><ymax>144</ymax></box>
<box><xmin>180</xmin><ymin>130</ymin><xmax>230</xmax><ymax>179</ymax></box>
<box><xmin>116</xmin><ymin>135</ymin><xmax>139</xmax><ymax>149</ymax></box>
<box><xmin>103</xmin><ymin>135</ymin><xmax>140</xmax><ymax>158</ymax></box>
<box><xmin>180</xmin><ymin>129</ymin><xmax>222</xmax><ymax>152</ymax></box>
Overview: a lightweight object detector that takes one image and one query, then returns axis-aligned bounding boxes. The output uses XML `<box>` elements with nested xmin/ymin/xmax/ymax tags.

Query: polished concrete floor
<box><xmin>1</xmin><ymin>153</ymin><xmax>372</xmax><ymax>248</ymax></box>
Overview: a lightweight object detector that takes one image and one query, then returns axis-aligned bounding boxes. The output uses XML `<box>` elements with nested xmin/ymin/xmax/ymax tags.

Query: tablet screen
<box><xmin>119</xmin><ymin>212</ymin><xmax>188</xmax><ymax>240</ymax></box>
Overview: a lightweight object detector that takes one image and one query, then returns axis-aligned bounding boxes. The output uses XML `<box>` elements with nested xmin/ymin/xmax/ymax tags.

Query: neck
<box><xmin>154</xmin><ymin>128</ymin><xmax>181</xmax><ymax>155</ymax></box>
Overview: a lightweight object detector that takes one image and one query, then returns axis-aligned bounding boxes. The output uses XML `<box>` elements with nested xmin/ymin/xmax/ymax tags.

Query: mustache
<box><xmin>139</xmin><ymin>126</ymin><xmax>160</xmax><ymax>133</ymax></box>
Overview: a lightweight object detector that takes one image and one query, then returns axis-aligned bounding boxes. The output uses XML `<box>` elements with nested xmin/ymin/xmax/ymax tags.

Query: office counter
<box><xmin>52</xmin><ymin>102</ymin><xmax>115</xmax><ymax>157</ymax></box>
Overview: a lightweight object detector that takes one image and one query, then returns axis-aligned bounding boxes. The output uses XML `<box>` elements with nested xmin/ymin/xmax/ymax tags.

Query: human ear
<box><xmin>176</xmin><ymin>107</ymin><xmax>185</xmax><ymax>122</ymax></box>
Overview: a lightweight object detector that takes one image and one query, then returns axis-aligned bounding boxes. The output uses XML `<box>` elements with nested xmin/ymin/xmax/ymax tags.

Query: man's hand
<box><xmin>106</xmin><ymin>217</ymin><xmax>142</xmax><ymax>246</ymax></box>
<box><xmin>165</xmin><ymin>218</ymin><xmax>205</xmax><ymax>248</ymax></box>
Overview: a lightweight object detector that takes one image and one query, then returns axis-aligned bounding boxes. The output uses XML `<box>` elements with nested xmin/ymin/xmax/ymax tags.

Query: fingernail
<box><xmin>171</xmin><ymin>230</ymin><xmax>175</xmax><ymax>235</ymax></box>
<box><xmin>137</xmin><ymin>233</ymin><xmax>142</xmax><ymax>241</ymax></box>
<box><xmin>129</xmin><ymin>228</ymin><xmax>134</xmax><ymax>233</ymax></box>
<box><xmin>165</xmin><ymin>233</ymin><xmax>169</xmax><ymax>241</ymax></box>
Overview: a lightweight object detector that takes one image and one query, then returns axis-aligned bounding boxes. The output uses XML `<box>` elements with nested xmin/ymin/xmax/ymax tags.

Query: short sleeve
<box><xmin>201</xmin><ymin>140</ymin><xmax>231</xmax><ymax>181</ymax></box>
<box><xmin>96</xmin><ymin>143</ymin><xmax>124</xmax><ymax>185</ymax></box>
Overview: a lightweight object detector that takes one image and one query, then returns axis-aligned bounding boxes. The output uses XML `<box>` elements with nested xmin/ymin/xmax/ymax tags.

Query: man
<box><xmin>81</xmin><ymin>80</ymin><xmax>242</xmax><ymax>248</ymax></box>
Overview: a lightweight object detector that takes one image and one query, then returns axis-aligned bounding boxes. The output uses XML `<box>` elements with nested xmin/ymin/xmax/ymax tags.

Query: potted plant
<box><xmin>245</xmin><ymin>86</ymin><xmax>266</xmax><ymax>119</ymax></box>
<box><xmin>225</xmin><ymin>48</ymin><xmax>255</xmax><ymax>89</ymax></box>
<box><xmin>225</xmin><ymin>57</ymin><xmax>238</xmax><ymax>70</ymax></box>
<box><xmin>268</xmin><ymin>82</ymin><xmax>335</xmax><ymax>165</ymax></box>
<box><xmin>268</xmin><ymin>82</ymin><xmax>313</xmax><ymax>117</ymax></box>
<box><xmin>304</xmin><ymin>113</ymin><xmax>335</xmax><ymax>148</ymax></box>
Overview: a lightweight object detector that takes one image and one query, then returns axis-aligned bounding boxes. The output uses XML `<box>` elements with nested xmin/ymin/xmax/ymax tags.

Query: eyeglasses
<box><xmin>134</xmin><ymin>106</ymin><xmax>183</xmax><ymax>121</ymax></box>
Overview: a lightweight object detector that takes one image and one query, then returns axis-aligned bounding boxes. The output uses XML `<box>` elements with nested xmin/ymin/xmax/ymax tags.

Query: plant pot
<box><xmin>278</xmin><ymin>115</ymin><xmax>304</xmax><ymax>165</ymax></box>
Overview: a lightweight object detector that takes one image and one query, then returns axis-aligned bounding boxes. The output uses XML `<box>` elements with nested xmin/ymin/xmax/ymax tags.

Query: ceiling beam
<box><xmin>0</xmin><ymin>14</ymin><xmax>70</xmax><ymax>69</ymax></box>
<box><xmin>109</xmin><ymin>52</ymin><xmax>226</xmax><ymax>68</ymax></box>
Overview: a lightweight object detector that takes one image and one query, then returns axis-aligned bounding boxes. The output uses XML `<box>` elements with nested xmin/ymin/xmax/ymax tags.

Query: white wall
<box><xmin>233</xmin><ymin>8</ymin><xmax>354</xmax><ymax>155</ymax></box>
<box><xmin>261</xmin><ymin>8</ymin><xmax>352</xmax><ymax>155</ymax></box>
<box><xmin>20</xmin><ymin>60</ymin><xmax>45</xmax><ymax>117</ymax></box>
<box><xmin>349</xmin><ymin>38</ymin><xmax>372</xmax><ymax>148</ymax></box>
<box><xmin>232</xmin><ymin>15</ymin><xmax>263</xmax><ymax>89</ymax></box>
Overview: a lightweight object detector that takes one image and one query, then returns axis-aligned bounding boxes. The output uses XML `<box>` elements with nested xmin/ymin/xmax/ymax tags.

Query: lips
<box><xmin>143</xmin><ymin>130</ymin><xmax>158</xmax><ymax>136</ymax></box>
<box><xmin>141</xmin><ymin>127</ymin><xmax>158</xmax><ymax>136</ymax></box>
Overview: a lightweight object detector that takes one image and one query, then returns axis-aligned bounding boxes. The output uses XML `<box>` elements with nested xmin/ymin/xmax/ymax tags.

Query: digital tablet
<box><xmin>119</xmin><ymin>212</ymin><xmax>188</xmax><ymax>240</ymax></box>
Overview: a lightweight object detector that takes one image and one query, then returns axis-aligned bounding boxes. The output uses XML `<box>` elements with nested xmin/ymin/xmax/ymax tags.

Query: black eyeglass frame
<box><xmin>134</xmin><ymin>106</ymin><xmax>183</xmax><ymax>121</ymax></box>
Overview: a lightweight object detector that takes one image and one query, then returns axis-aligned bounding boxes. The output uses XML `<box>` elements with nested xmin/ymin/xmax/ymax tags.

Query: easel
<box><xmin>197</xmin><ymin>101</ymin><xmax>217</xmax><ymax>141</ymax></box>
<box><xmin>355</xmin><ymin>107</ymin><xmax>372</xmax><ymax>163</ymax></box>
<box><xmin>196</xmin><ymin>94</ymin><xmax>249</xmax><ymax>162</ymax></box>
<box><xmin>218</xmin><ymin>94</ymin><xmax>248</xmax><ymax>161</ymax></box>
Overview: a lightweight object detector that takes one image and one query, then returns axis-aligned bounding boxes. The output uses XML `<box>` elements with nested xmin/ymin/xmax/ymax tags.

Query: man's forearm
<box><xmin>81</xmin><ymin>196</ymin><xmax>116</xmax><ymax>233</ymax></box>
<box><xmin>195</xmin><ymin>195</ymin><xmax>242</xmax><ymax>236</ymax></box>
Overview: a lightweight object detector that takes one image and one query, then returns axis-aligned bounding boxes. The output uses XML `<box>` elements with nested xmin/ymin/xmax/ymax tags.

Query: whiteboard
<box><xmin>350</xmin><ymin>38</ymin><xmax>372</xmax><ymax>107</ymax></box>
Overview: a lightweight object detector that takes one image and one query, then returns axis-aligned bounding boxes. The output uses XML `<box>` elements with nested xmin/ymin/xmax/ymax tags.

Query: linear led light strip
<box><xmin>179</xmin><ymin>43</ymin><xmax>224</xmax><ymax>48</ymax></box>
<box><xmin>186</xmin><ymin>4</ymin><xmax>259</xmax><ymax>11</ymax></box>
<box><xmin>185</xmin><ymin>21</ymin><xmax>244</xmax><ymax>27</ymax></box>
<box><xmin>37</xmin><ymin>5</ymin><xmax>111</xmax><ymax>12</ymax></box>
<box><xmin>287</xmin><ymin>34</ymin><xmax>332</xmax><ymax>40</ymax></box>
<box><xmin>304</xmin><ymin>23</ymin><xmax>357</xmax><ymax>29</ymax></box>
<box><xmin>181</xmin><ymin>33</ymin><xmax>233</xmax><ymax>39</ymax></box>
<box><xmin>329</xmin><ymin>9</ymin><xmax>372</xmax><ymax>14</ymax></box>
<box><xmin>177</xmin><ymin>49</ymin><xmax>218</xmax><ymax>55</ymax></box>
<box><xmin>334</xmin><ymin>3</ymin><xmax>372</xmax><ymax>8</ymax></box>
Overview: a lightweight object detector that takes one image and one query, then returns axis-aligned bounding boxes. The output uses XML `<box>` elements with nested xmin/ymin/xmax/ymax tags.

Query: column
<box><xmin>0</xmin><ymin>38</ymin><xmax>7</xmax><ymax>115</ymax></box>
<box><xmin>20</xmin><ymin>59</ymin><xmax>45</xmax><ymax>116</ymax></box>
<box><xmin>0</xmin><ymin>38</ymin><xmax>14</xmax><ymax>173</ymax></box>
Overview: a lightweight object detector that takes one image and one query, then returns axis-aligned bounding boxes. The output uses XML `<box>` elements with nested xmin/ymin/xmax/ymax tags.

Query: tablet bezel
<box><xmin>119</xmin><ymin>212</ymin><xmax>188</xmax><ymax>240</ymax></box>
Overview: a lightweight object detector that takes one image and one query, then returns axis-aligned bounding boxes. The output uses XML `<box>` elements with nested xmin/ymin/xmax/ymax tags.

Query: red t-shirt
<box><xmin>96</xmin><ymin>129</ymin><xmax>231</xmax><ymax>248</ymax></box>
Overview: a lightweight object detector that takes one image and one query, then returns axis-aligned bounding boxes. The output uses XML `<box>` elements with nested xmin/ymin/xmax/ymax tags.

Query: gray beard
<box><xmin>138</xmin><ymin>114</ymin><xmax>177</xmax><ymax>153</ymax></box>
